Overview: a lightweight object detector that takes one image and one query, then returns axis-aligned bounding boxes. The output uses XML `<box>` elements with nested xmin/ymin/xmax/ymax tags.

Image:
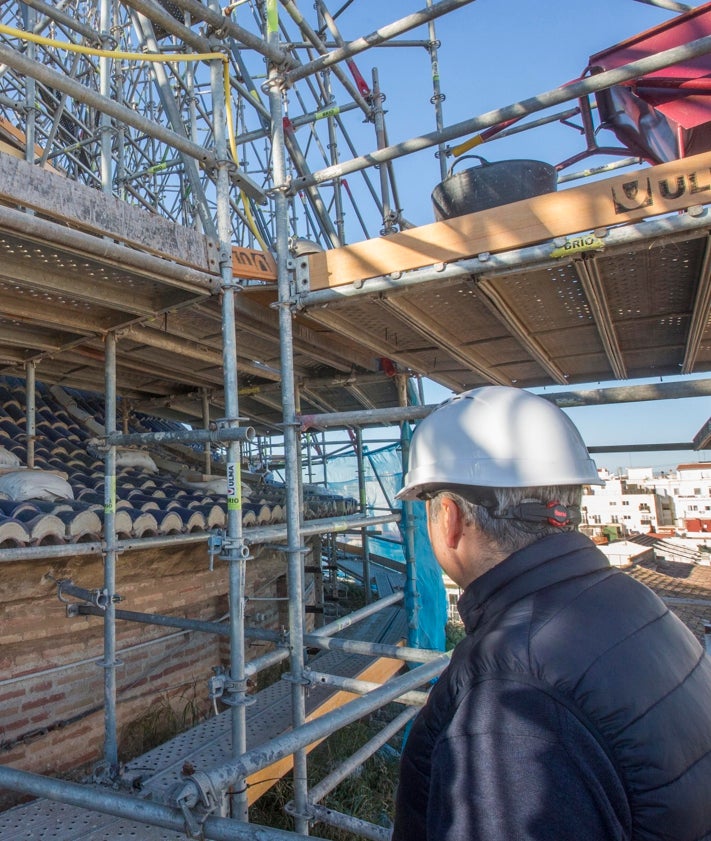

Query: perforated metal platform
<box><xmin>302</xmin><ymin>225</ymin><xmax>711</xmax><ymax>393</ymax></box>
<box><xmin>0</xmin><ymin>606</ymin><xmax>407</xmax><ymax>840</ymax></box>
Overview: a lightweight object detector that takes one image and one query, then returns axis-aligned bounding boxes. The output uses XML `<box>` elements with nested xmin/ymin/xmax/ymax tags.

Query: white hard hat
<box><xmin>396</xmin><ymin>386</ymin><xmax>602</xmax><ymax>501</ymax></box>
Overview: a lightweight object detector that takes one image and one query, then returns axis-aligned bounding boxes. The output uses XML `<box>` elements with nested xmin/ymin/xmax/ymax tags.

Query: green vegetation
<box><xmin>250</xmin><ymin>705</ymin><xmax>403</xmax><ymax>840</ymax></box>
<box><xmin>445</xmin><ymin>619</ymin><xmax>465</xmax><ymax>650</ymax></box>
<box><xmin>118</xmin><ymin>682</ymin><xmax>208</xmax><ymax>762</ymax></box>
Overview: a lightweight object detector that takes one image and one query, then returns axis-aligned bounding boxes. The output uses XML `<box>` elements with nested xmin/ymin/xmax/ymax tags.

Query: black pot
<box><xmin>431</xmin><ymin>155</ymin><xmax>558</xmax><ymax>220</ymax></box>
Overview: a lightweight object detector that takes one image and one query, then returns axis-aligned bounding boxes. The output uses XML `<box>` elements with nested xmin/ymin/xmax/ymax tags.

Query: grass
<box><xmin>115</xmin><ymin>576</ymin><xmax>430</xmax><ymax>838</ymax></box>
<box><xmin>118</xmin><ymin>682</ymin><xmax>209</xmax><ymax>762</ymax></box>
<box><xmin>249</xmin><ymin>704</ymin><xmax>404</xmax><ymax>840</ymax></box>
<box><xmin>250</xmin><ymin>577</ymin><xmax>403</xmax><ymax>838</ymax></box>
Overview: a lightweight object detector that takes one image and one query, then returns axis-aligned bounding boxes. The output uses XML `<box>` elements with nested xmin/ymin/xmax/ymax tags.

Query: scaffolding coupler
<box><xmin>175</xmin><ymin>769</ymin><xmax>221</xmax><ymax>839</ymax></box>
<box><xmin>207</xmin><ymin>531</ymin><xmax>251</xmax><ymax>570</ymax></box>
<box><xmin>56</xmin><ymin>578</ymin><xmax>123</xmax><ymax>612</ymax></box>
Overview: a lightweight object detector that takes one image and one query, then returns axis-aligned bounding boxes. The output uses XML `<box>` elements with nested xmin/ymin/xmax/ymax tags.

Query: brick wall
<box><xmin>0</xmin><ymin>540</ymin><xmax>314</xmax><ymax>806</ymax></box>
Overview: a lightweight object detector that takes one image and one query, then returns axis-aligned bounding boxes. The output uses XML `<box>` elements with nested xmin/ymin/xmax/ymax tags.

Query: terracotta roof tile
<box><xmin>0</xmin><ymin>376</ymin><xmax>357</xmax><ymax>548</ymax></box>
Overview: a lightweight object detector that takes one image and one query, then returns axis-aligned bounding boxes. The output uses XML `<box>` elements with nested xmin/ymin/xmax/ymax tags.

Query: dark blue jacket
<box><xmin>392</xmin><ymin>531</ymin><xmax>711</xmax><ymax>841</ymax></box>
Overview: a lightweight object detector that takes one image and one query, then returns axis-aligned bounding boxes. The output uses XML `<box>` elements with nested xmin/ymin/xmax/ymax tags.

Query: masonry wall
<box><xmin>0</xmin><ymin>540</ymin><xmax>304</xmax><ymax>807</ymax></box>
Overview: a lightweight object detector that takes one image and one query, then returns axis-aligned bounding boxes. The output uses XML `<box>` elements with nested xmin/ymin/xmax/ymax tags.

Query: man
<box><xmin>392</xmin><ymin>386</ymin><xmax>711</xmax><ymax>841</ymax></box>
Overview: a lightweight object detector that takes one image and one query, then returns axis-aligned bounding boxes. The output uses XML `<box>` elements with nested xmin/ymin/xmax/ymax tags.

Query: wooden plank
<box><xmin>245</xmin><ymin>652</ymin><xmax>405</xmax><ymax>804</ymax></box>
<box><xmin>308</xmin><ymin>150</ymin><xmax>711</xmax><ymax>290</ymax></box>
<box><xmin>0</xmin><ymin>150</ymin><xmax>218</xmax><ymax>274</ymax></box>
<box><xmin>231</xmin><ymin>246</ymin><xmax>277</xmax><ymax>281</ymax></box>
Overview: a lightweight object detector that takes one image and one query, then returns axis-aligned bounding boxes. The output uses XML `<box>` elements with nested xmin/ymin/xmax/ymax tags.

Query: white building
<box><xmin>582</xmin><ymin>470</ymin><xmax>674</xmax><ymax>537</ymax></box>
<box><xmin>634</xmin><ymin>463</ymin><xmax>711</xmax><ymax>534</ymax></box>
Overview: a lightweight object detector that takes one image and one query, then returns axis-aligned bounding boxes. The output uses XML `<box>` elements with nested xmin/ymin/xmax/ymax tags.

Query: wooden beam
<box><xmin>308</xmin><ymin>151</ymin><xmax>711</xmax><ymax>290</ymax></box>
<box><xmin>232</xmin><ymin>248</ymin><xmax>277</xmax><ymax>282</ymax></box>
<box><xmin>245</xmin><ymin>654</ymin><xmax>405</xmax><ymax>805</ymax></box>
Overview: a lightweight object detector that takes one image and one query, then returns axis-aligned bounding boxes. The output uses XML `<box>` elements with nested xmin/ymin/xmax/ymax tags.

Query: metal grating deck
<box><xmin>301</xmin><ymin>225</ymin><xmax>711</xmax><ymax>393</ymax></box>
<box><xmin>0</xmin><ymin>606</ymin><xmax>408</xmax><ymax>840</ymax></box>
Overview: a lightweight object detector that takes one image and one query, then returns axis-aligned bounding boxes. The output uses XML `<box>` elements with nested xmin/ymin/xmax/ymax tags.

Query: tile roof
<box><xmin>625</xmin><ymin>557</ymin><xmax>711</xmax><ymax>643</ymax></box>
<box><xmin>0</xmin><ymin>376</ymin><xmax>357</xmax><ymax>548</ymax></box>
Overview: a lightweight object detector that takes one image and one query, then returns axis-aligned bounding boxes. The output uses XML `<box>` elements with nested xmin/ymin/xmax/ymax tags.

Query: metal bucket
<box><xmin>431</xmin><ymin>155</ymin><xmax>558</xmax><ymax>220</ymax></box>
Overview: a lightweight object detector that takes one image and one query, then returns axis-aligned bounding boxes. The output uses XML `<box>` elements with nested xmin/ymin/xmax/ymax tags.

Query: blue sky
<box><xmin>326</xmin><ymin>0</ymin><xmax>711</xmax><ymax>473</ymax></box>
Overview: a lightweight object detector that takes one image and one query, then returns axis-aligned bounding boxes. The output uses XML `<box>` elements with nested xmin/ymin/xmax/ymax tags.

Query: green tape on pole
<box><xmin>315</xmin><ymin>105</ymin><xmax>341</xmax><ymax>120</ymax></box>
<box><xmin>227</xmin><ymin>461</ymin><xmax>242</xmax><ymax>511</ymax></box>
<box><xmin>266</xmin><ymin>0</ymin><xmax>278</xmax><ymax>35</ymax></box>
<box><xmin>105</xmin><ymin>475</ymin><xmax>116</xmax><ymax>515</ymax></box>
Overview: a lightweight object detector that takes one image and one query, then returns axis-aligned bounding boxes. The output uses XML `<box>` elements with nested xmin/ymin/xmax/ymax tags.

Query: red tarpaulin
<box><xmin>589</xmin><ymin>2</ymin><xmax>711</xmax><ymax>161</ymax></box>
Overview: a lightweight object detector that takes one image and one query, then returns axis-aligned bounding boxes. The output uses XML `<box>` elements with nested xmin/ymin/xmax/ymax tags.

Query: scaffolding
<box><xmin>2</xmin><ymin>1</ymin><xmax>711</xmax><ymax>838</ymax></box>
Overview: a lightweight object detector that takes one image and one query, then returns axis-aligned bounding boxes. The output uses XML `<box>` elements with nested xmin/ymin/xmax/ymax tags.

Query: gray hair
<box><xmin>429</xmin><ymin>485</ymin><xmax>583</xmax><ymax>555</ymax></box>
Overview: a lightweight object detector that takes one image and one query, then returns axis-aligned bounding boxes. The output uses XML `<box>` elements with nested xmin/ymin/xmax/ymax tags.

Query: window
<box><xmin>622</xmin><ymin>500</ymin><xmax>630</xmax><ymax>506</ymax></box>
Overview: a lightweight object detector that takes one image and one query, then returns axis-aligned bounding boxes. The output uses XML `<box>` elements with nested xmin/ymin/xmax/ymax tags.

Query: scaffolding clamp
<box><xmin>282</xmin><ymin>669</ymin><xmax>311</xmax><ymax>687</ymax></box>
<box><xmin>175</xmin><ymin>769</ymin><xmax>219</xmax><ymax>839</ymax></box>
<box><xmin>284</xmin><ymin>798</ymin><xmax>317</xmax><ymax>822</ymax></box>
<box><xmin>293</xmin><ymin>254</ymin><xmax>311</xmax><ymax>303</ymax></box>
<box><xmin>224</xmin><ymin>679</ymin><xmax>256</xmax><ymax>708</ymax></box>
<box><xmin>57</xmin><ymin>578</ymin><xmax>123</xmax><ymax>611</ymax></box>
<box><xmin>207</xmin><ymin>532</ymin><xmax>223</xmax><ymax>570</ymax></box>
<box><xmin>209</xmin><ymin>667</ymin><xmax>255</xmax><ymax>707</ymax></box>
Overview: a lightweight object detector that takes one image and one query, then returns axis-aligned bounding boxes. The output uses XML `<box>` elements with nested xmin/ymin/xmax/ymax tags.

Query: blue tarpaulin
<box><xmin>323</xmin><ymin>441</ymin><xmax>447</xmax><ymax>652</ymax></box>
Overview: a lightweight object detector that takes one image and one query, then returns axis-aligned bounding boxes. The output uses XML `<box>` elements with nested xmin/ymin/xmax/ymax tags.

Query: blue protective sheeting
<box><xmin>323</xmin><ymin>442</ymin><xmax>447</xmax><ymax>652</ymax></box>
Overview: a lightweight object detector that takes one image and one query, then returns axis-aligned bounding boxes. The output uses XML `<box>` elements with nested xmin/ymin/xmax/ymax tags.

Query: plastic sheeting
<box><xmin>323</xmin><ymin>441</ymin><xmax>447</xmax><ymax>652</ymax></box>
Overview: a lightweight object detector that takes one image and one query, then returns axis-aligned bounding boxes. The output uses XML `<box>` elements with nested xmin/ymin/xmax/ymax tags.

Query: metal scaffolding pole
<box><xmin>0</xmin><ymin>42</ymin><xmax>266</xmax><ymax>201</ymax></box>
<box><xmin>0</xmin><ymin>511</ymin><xmax>400</xmax><ymax>566</ymax></box>
<box><xmin>202</xmin><ymin>387</ymin><xmax>212</xmax><ymax>474</ymax></box>
<box><xmin>20</xmin><ymin>0</ymin><xmax>100</xmax><ymax>42</ymax></box>
<box><xmin>632</xmin><ymin>0</ymin><xmax>692</xmax><ymax>11</ymax></box>
<box><xmin>209</xmin><ymin>26</ymin><xmax>250</xmax><ymax>819</ymax></box>
<box><xmin>129</xmin><ymin>7</ymin><xmax>218</xmax><ymax>237</ymax></box>
<box><xmin>289</xmin><ymin>35</ymin><xmax>711</xmax><ymax>191</ymax></box>
<box><xmin>371</xmin><ymin>67</ymin><xmax>394</xmax><ymax>235</ymax></box>
<box><xmin>24</xmin><ymin>361</ymin><xmax>35</xmax><ymax>469</ymax></box>
<box><xmin>307</xmin><ymin>706</ymin><xmax>417</xmax><ymax>805</ymax></box>
<box><xmin>427</xmin><ymin>0</ymin><xmax>448</xmax><ymax>182</ymax></box>
<box><xmin>170</xmin><ymin>0</ymin><xmax>294</xmax><ymax>67</ymax></box>
<box><xmin>279</xmin><ymin>0</ymin><xmax>372</xmax><ymax>119</ymax></box>
<box><xmin>22</xmin><ymin>3</ymin><xmax>37</xmax><ymax>163</ymax></box>
<box><xmin>307</xmin><ymin>805</ymin><xmax>389</xmax><ymax>841</ymax></box>
<box><xmin>355</xmin><ymin>427</ymin><xmax>372</xmax><ymax>604</ymax></box>
<box><xmin>266</xmin><ymin>1</ymin><xmax>310</xmax><ymax>832</ymax></box>
<box><xmin>99</xmin><ymin>0</ymin><xmax>113</xmax><ymax>196</ymax></box>
<box><xmin>102</xmin><ymin>331</ymin><xmax>119</xmax><ymax>777</ymax></box>
<box><xmin>284</xmin><ymin>0</ymin><xmax>478</xmax><ymax>84</ymax></box>
<box><xmin>0</xmin><ymin>766</ymin><xmax>309</xmax><ymax>841</ymax></box>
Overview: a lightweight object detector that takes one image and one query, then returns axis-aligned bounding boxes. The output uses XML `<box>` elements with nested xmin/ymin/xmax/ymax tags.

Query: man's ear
<box><xmin>440</xmin><ymin>495</ymin><xmax>465</xmax><ymax>549</ymax></box>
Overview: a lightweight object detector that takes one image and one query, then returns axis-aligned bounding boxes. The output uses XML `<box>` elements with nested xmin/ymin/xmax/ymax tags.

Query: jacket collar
<box><xmin>457</xmin><ymin>531</ymin><xmax>609</xmax><ymax>635</ymax></box>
